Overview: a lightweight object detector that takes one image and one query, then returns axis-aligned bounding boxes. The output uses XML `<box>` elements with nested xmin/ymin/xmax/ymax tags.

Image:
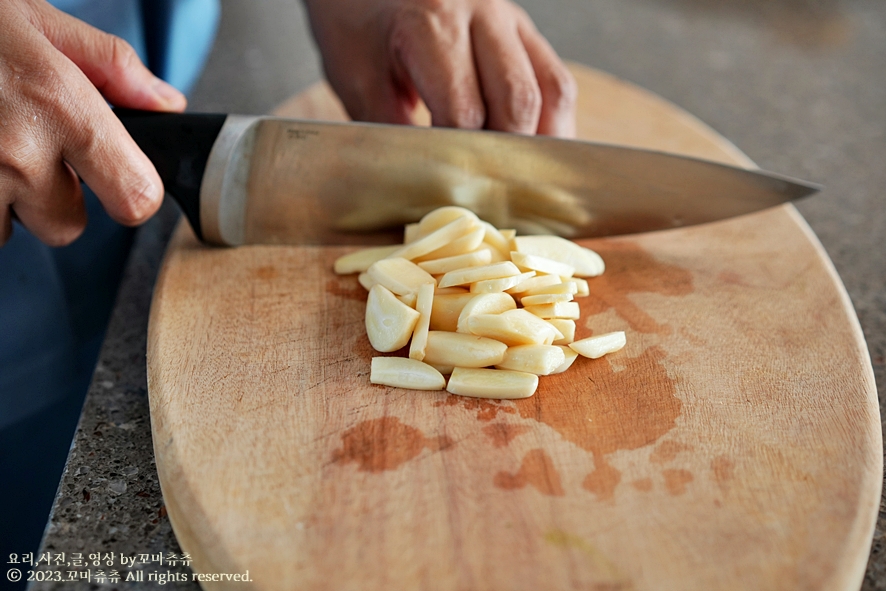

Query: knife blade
<box><xmin>115</xmin><ymin>109</ymin><xmax>820</xmax><ymax>246</ymax></box>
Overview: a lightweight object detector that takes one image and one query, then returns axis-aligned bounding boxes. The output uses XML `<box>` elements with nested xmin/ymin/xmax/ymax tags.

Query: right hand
<box><xmin>0</xmin><ymin>0</ymin><xmax>188</xmax><ymax>247</ymax></box>
<box><xmin>304</xmin><ymin>0</ymin><xmax>577</xmax><ymax>137</ymax></box>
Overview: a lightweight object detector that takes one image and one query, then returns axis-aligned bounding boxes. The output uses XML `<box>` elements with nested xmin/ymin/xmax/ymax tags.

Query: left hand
<box><xmin>303</xmin><ymin>0</ymin><xmax>577</xmax><ymax>137</ymax></box>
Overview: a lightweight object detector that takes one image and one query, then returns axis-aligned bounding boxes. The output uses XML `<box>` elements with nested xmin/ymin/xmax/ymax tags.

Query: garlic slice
<box><xmin>370</xmin><ymin>357</ymin><xmax>445</xmax><ymax>390</ymax></box>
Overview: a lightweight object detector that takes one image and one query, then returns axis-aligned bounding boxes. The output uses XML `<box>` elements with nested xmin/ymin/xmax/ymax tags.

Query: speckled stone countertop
<box><xmin>32</xmin><ymin>0</ymin><xmax>885</xmax><ymax>589</ymax></box>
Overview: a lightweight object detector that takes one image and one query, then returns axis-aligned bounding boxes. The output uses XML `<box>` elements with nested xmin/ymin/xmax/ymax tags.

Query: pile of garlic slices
<box><xmin>333</xmin><ymin>206</ymin><xmax>626</xmax><ymax>399</ymax></box>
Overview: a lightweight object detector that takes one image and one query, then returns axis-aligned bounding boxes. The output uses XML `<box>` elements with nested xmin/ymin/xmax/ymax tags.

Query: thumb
<box><xmin>29</xmin><ymin>1</ymin><xmax>187</xmax><ymax>112</ymax></box>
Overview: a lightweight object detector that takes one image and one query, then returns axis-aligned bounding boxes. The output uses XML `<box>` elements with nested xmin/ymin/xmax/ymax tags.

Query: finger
<box><xmin>29</xmin><ymin>2</ymin><xmax>186</xmax><ymax>112</ymax></box>
<box><xmin>517</xmin><ymin>20</ymin><xmax>577</xmax><ymax>138</ymax></box>
<box><xmin>390</xmin><ymin>11</ymin><xmax>486</xmax><ymax>129</ymax></box>
<box><xmin>327</xmin><ymin>58</ymin><xmax>418</xmax><ymax>126</ymax></box>
<box><xmin>60</xmin><ymin>88</ymin><xmax>165</xmax><ymax>226</ymax></box>
<box><xmin>28</xmin><ymin>8</ymin><xmax>165</xmax><ymax>227</ymax></box>
<box><xmin>10</xmin><ymin>161</ymin><xmax>87</xmax><ymax>247</ymax></box>
<box><xmin>471</xmin><ymin>8</ymin><xmax>541</xmax><ymax>134</ymax></box>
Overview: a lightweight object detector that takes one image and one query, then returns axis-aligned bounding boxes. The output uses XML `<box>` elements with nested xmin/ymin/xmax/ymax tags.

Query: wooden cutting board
<box><xmin>147</xmin><ymin>64</ymin><xmax>881</xmax><ymax>591</ymax></box>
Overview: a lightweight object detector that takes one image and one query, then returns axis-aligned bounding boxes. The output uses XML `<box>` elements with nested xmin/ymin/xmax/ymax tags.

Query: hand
<box><xmin>0</xmin><ymin>0</ymin><xmax>187</xmax><ymax>247</ymax></box>
<box><xmin>304</xmin><ymin>0</ymin><xmax>577</xmax><ymax>137</ymax></box>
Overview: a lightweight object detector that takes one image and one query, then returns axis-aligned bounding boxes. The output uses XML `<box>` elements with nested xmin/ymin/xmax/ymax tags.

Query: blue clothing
<box><xmin>0</xmin><ymin>0</ymin><xmax>219</xmax><ymax>430</ymax></box>
<box><xmin>0</xmin><ymin>0</ymin><xmax>219</xmax><ymax>581</ymax></box>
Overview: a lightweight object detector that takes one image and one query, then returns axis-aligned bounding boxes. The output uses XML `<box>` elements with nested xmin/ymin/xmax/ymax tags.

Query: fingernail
<box><xmin>152</xmin><ymin>78</ymin><xmax>187</xmax><ymax>110</ymax></box>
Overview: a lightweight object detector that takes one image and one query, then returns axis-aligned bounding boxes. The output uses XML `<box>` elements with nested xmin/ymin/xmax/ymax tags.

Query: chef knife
<box><xmin>115</xmin><ymin>109</ymin><xmax>819</xmax><ymax>246</ymax></box>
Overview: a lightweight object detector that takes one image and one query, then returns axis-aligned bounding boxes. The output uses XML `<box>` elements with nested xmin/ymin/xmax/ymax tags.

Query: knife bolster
<box><xmin>198</xmin><ymin>116</ymin><xmax>262</xmax><ymax>246</ymax></box>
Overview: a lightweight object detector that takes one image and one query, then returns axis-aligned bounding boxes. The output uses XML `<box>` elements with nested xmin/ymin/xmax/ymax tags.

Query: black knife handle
<box><xmin>115</xmin><ymin>108</ymin><xmax>227</xmax><ymax>241</ymax></box>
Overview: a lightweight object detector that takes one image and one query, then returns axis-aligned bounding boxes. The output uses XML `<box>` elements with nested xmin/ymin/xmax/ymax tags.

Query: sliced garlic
<box><xmin>422</xmin><ymin>331</ymin><xmax>508</xmax><ymax>368</ymax></box>
<box><xmin>572</xmin><ymin>278</ymin><xmax>590</xmax><ymax>297</ymax></box>
<box><xmin>505</xmin><ymin>274</ymin><xmax>561</xmax><ymax>295</ymax></box>
<box><xmin>476</xmin><ymin>243</ymin><xmax>508</xmax><ymax>263</ymax></box>
<box><xmin>367</xmin><ymin>257</ymin><xmax>436</xmax><ymax>296</ymax></box>
<box><xmin>512</xmin><ymin>235</ymin><xmax>605</xmax><ymax>277</ymax></box>
<box><xmin>365</xmin><ymin>285</ymin><xmax>421</xmax><ymax>352</ymax></box>
<box><xmin>521</xmin><ymin>281</ymin><xmax>578</xmax><ymax>297</ymax></box>
<box><xmin>470</xmin><ymin>271</ymin><xmax>536</xmax><ymax>294</ymax></box>
<box><xmin>370</xmin><ymin>357</ymin><xmax>445</xmax><ymax>390</ymax></box>
<box><xmin>417</xmin><ymin>249</ymin><xmax>492</xmax><ymax>275</ymax></box>
<box><xmin>438</xmin><ymin>261</ymin><xmax>521</xmax><ymax>289</ymax></box>
<box><xmin>495</xmin><ymin>344</ymin><xmax>566</xmax><ymax>376</ymax></box>
<box><xmin>409</xmin><ymin>283</ymin><xmax>435</xmax><ymax>361</ymax></box>
<box><xmin>480</xmin><ymin>221</ymin><xmax>512</xmax><ymax>258</ymax></box>
<box><xmin>429</xmin><ymin>293</ymin><xmax>477</xmax><ymax>332</ymax></box>
<box><xmin>550</xmin><ymin>346</ymin><xmax>580</xmax><ymax>374</ymax></box>
<box><xmin>524</xmin><ymin>301</ymin><xmax>581</xmax><ymax>320</ymax></box>
<box><xmin>403</xmin><ymin>222</ymin><xmax>421</xmax><ymax>243</ymax></box>
<box><xmin>569</xmin><ymin>331</ymin><xmax>627</xmax><ymax>359</ymax></box>
<box><xmin>396</xmin><ymin>292</ymin><xmax>417</xmax><ymax>308</ymax></box>
<box><xmin>390</xmin><ymin>215</ymin><xmax>478</xmax><ymax>260</ymax></box>
<box><xmin>510</xmin><ymin>251</ymin><xmax>575</xmax><ymax>278</ymax></box>
<box><xmin>331</xmin><ymin>205</ymin><xmax>625</xmax><ymax>400</ymax></box>
<box><xmin>416</xmin><ymin>227</ymin><xmax>485</xmax><ymax>260</ymax></box>
<box><xmin>334</xmin><ymin>245</ymin><xmax>401</xmax><ymax>275</ymax></box>
<box><xmin>446</xmin><ymin>367</ymin><xmax>538</xmax><ymax>399</ymax></box>
<box><xmin>520</xmin><ymin>292</ymin><xmax>575</xmax><ymax>306</ymax></box>
<box><xmin>499</xmin><ymin>229</ymin><xmax>516</xmax><ymax>242</ymax></box>
<box><xmin>358</xmin><ymin>272</ymin><xmax>376</xmax><ymax>291</ymax></box>
<box><xmin>465</xmin><ymin>309</ymin><xmax>560</xmax><ymax>346</ymax></box>
<box><xmin>417</xmin><ymin>206</ymin><xmax>479</xmax><ymax>236</ymax></box>
<box><xmin>548</xmin><ymin>319</ymin><xmax>576</xmax><ymax>345</ymax></box>
<box><xmin>456</xmin><ymin>293</ymin><xmax>517</xmax><ymax>333</ymax></box>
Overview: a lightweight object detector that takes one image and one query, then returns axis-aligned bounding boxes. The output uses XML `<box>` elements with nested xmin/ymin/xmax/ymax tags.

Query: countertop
<box><xmin>32</xmin><ymin>0</ymin><xmax>885</xmax><ymax>589</ymax></box>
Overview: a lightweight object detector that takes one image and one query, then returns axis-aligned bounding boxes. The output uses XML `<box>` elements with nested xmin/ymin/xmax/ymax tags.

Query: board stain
<box><xmin>579</xmin><ymin>240</ymin><xmax>694</xmax><ymax>335</ymax></box>
<box><xmin>711</xmin><ymin>455</ymin><xmax>735</xmax><ymax>494</ymax></box>
<box><xmin>331</xmin><ymin>416</ymin><xmax>453</xmax><ymax>472</ymax></box>
<box><xmin>434</xmin><ymin>395</ymin><xmax>516</xmax><ymax>421</ymax></box>
<box><xmin>253</xmin><ymin>265</ymin><xmax>278</xmax><ymax>280</ymax></box>
<box><xmin>662</xmin><ymin>469</ymin><xmax>694</xmax><ymax>496</ymax></box>
<box><xmin>583</xmin><ymin>459</ymin><xmax>622</xmax><ymax>500</ymax></box>
<box><xmin>482</xmin><ymin>423</ymin><xmax>531</xmax><ymax>448</ymax></box>
<box><xmin>649</xmin><ymin>440</ymin><xmax>694</xmax><ymax>464</ymax></box>
<box><xmin>494</xmin><ymin>449</ymin><xmax>565</xmax><ymax>496</ymax></box>
<box><xmin>517</xmin><ymin>346</ymin><xmax>682</xmax><ymax>501</ymax></box>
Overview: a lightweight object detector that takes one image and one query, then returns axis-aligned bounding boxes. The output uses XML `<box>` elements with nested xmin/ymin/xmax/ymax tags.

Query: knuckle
<box><xmin>0</xmin><ymin>131</ymin><xmax>53</xmax><ymax>200</ymax></box>
<box><xmin>442</xmin><ymin>94</ymin><xmax>485</xmax><ymax>129</ymax></box>
<box><xmin>62</xmin><ymin>111</ymin><xmax>100</xmax><ymax>158</ymax></box>
<box><xmin>114</xmin><ymin>178</ymin><xmax>159</xmax><ymax>225</ymax></box>
<box><xmin>390</xmin><ymin>8</ymin><xmax>436</xmax><ymax>50</ymax></box>
<box><xmin>503</xmin><ymin>78</ymin><xmax>542</xmax><ymax>129</ymax></box>
<box><xmin>410</xmin><ymin>0</ymin><xmax>448</xmax><ymax>17</ymax></box>
<box><xmin>105</xmin><ymin>34</ymin><xmax>140</xmax><ymax>76</ymax></box>
<box><xmin>543</xmin><ymin>67</ymin><xmax>578</xmax><ymax>112</ymax></box>
<box><xmin>389</xmin><ymin>1</ymin><xmax>459</xmax><ymax>52</ymax></box>
<box><xmin>1</xmin><ymin>139</ymin><xmax>43</xmax><ymax>186</ymax></box>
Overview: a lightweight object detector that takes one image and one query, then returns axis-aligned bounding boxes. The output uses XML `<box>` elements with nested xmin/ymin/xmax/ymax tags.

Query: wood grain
<box><xmin>147</xmin><ymin>64</ymin><xmax>881</xmax><ymax>590</ymax></box>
